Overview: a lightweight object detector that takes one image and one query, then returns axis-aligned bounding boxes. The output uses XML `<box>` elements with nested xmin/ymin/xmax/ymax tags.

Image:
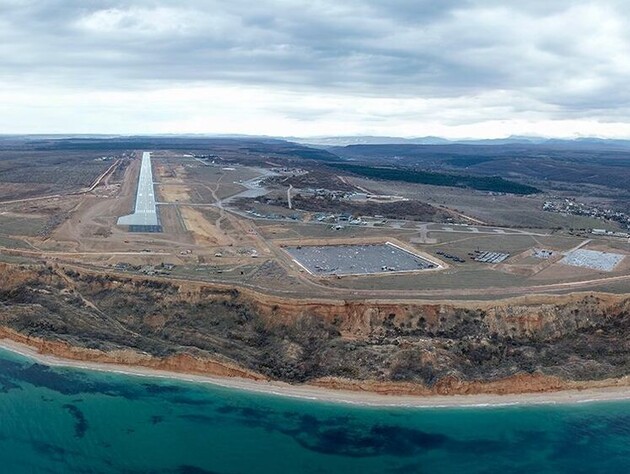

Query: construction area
<box><xmin>284</xmin><ymin>242</ymin><xmax>439</xmax><ymax>276</ymax></box>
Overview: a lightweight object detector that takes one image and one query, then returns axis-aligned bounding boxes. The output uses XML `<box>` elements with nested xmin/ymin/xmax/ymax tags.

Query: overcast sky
<box><xmin>2</xmin><ymin>0</ymin><xmax>630</xmax><ymax>138</ymax></box>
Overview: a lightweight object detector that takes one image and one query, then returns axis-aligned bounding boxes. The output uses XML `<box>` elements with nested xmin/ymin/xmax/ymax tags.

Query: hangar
<box><xmin>117</xmin><ymin>152</ymin><xmax>162</xmax><ymax>232</ymax></box>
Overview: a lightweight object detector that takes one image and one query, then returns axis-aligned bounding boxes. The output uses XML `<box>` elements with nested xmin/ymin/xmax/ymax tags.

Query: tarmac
<box><xmin>117</xmin><ymin>152</ymin><xmax>161</xmax><ymax>231</ymax></box>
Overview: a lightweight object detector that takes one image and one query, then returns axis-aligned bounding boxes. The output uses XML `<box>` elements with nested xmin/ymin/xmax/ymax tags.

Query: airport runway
<box><xmin>117</xmin><ymin>152</ymin><xmax>159</xmax><ymax>228</ymax></box>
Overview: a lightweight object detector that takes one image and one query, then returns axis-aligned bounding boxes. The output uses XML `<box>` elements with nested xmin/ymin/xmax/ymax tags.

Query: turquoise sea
<box><xmin>0</xmin><ymin>348</ymin><xmax>628</xmax><ymax>473</ymax></box>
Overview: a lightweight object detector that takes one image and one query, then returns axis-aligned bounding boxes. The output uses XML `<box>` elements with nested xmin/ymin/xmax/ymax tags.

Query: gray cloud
<box><xmin>2</xmin><ymin>0</ymin><xmax>630</xmax><ymax>128</ymax></box>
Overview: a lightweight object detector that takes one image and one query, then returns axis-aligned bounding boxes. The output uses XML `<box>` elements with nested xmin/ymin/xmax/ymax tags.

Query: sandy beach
<box><xmin>1</xmin><ymin>338</ymin><xmax>629</xmax><ymax>408</ymax></box>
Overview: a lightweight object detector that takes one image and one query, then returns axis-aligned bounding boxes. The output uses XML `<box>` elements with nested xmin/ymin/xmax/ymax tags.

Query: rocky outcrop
<box><xmin>0</xmin><ymin>262</ymin><xmax>628</xmax><ymax>395</ymax></box>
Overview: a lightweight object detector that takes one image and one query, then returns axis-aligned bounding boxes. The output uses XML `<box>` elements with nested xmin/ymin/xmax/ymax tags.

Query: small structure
<box><xmin>532</xmin><ymin>249</ymin><xmax>554</xmax><ymax>259</ymax></box>
<box><xmin>474</xmin><ymin>251</ymin><xmax>510</xmax><ymax>264</ymax></box>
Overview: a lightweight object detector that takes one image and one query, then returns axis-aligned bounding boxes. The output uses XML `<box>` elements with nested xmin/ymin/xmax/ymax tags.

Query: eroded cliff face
<box><xmin>0</xmin><ymin>262</ymin><xmax>628</xmax><ymax>395</ymax></box>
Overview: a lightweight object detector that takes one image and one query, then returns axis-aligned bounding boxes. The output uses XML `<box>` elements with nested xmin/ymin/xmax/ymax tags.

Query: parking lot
<box><xmin>285</xmin><ymin>242</ymin><xmax>438</xmax><ymax>276</ymax></box>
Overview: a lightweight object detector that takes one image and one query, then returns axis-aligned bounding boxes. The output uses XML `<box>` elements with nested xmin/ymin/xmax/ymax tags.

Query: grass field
<box><xmin>329</xmin><ymin>266</ymin><xmax>529</xmax><ymax>291</ymax></box>
<box><xmin>0</xmin><ymin>151</ymin><xmax>115</xmax><ymax>193</ymax></box>
<box><xmin>348</xmin><ymin>177</ymin><xmax>623</xmax><ymax>230</ymax></box>
<box><xmin>0</xmin><ymin>215</ymin><xmax>48</xmax><ymax>236</ymax></box>
<box><xmin>0</xmin><ymin>235</ymin><xmax>30</xmax><ymax>249</ymax></box>
<box><xmin>260</xmin><ymin>221</ymin><xmax>412</xmax><ymax>241</ymax></box>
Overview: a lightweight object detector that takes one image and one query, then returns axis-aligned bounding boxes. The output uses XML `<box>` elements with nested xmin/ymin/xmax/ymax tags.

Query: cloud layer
<box><xmin>2</xmin><ymin>0</ymin><xmax>630</xmax><ymax>137</ymax></box>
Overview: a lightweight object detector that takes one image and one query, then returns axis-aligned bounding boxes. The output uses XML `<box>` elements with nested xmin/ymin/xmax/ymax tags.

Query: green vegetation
<box><xmin>243</xmin><ymin>145</ymin><xmax>340</xmax><ymax>162</ymax></box>
<box><xmin>327</xmin><ymin>163</ymin><xmax>541</xmax><ymax>195</ymax></box>
<box><xmin>445</xmin><ymin>156</ymin><xmax>496</xmax><ymax>167</ymax></box>
<box><xmin>0</xmin><ymin>151</ymin><xmax>111</xmax><ymax>189</ymax></box>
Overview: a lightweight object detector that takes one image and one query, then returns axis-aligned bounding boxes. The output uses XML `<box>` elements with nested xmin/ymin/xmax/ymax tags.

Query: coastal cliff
<box><xmin>0</xmin><ymin>262</ymin><xmax>628</xmax><ymax>396</ymax></box>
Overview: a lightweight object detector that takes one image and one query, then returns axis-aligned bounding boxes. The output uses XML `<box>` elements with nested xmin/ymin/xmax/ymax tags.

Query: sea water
<box><xmin>0</xmin><ymin>348</ymin><xmax>628</xmax><ymax>473</ymax></box>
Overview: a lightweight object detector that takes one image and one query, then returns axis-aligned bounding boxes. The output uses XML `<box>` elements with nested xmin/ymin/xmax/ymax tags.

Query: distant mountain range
<box><xmin>3</xmin><ymin>133</ymin><xmax>630</xmax><ymax>150</ymax></box>
<box><xmin>289</xmin><ymin>135</ymin><xmax>630</xmax><ymax>149</ymax></box>
<box><xmin>287</xmin><ymin>136</ymin><xmax>452</xmax><ymax>146</ymax></box>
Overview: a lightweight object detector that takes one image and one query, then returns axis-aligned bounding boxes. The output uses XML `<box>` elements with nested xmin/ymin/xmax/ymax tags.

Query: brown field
<box><xmin>158</xmin><ymin>184</ymin><xmax>192</xmax><ymax>203</ymax></box>
<box><xmin>0</xmin><ymin>212</ymin><xmax>48</xmax><ymax>236</ymax></box>
<box><xmin>180</xmin><ymin>206</ymin><xmax>232</xmax><ymax>246</ymax></box>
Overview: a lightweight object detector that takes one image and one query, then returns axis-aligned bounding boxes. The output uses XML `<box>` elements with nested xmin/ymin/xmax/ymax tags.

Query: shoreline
<box><xmin>1</xmin><ymin>338</ymin><xmax>630</xmax><ymax>408</ymax></box>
